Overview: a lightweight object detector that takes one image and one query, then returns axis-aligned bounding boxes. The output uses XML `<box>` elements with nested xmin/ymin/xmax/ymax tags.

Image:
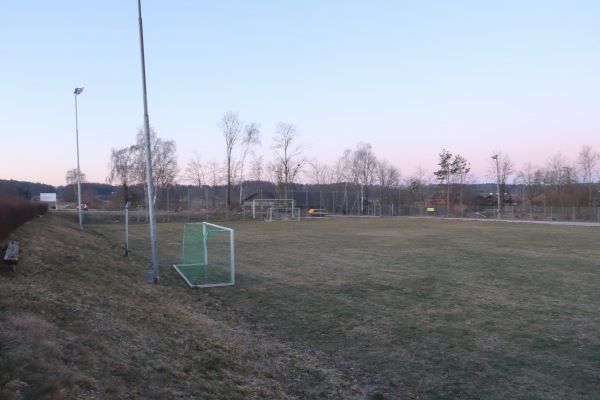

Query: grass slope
<box><xmin>0</xmin><ymin>215</ymin><xmax>381</xmax><ymax>399</ymax></box>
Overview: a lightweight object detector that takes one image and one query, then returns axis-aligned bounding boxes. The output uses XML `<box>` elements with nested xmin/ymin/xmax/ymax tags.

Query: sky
<box><xmin>1</xmin><ymin>1</ymin><xmax>599</xmax><ymax>187</ymax></box>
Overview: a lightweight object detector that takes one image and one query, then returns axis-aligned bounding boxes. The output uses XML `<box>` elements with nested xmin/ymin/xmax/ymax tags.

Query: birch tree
<box><xmin>345</xmin><ymin>143</ymin><xmax>378</xmax><ymax>213</ymax></box>
<box><xmin>107</xmin><ymin>145</ymin><xmax>136</xmax><ymax>204</ymax></box>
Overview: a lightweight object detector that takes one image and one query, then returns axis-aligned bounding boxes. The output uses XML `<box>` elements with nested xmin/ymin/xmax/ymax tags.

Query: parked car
<box><xmin>308</xmin><ymin>208</ymin><xmax>328</xmax><ymax>217</ymax></box>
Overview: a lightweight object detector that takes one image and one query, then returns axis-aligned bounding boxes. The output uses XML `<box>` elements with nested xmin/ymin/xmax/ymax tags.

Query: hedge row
<box><xmin>0</xmin><ymin>197</ymin><xmax>48</xmax><ymax>241</ymax></box>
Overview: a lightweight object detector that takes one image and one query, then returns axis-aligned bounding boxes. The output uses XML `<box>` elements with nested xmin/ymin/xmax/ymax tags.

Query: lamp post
<box><xmin>137</xmin><ymin>0</ymin><xmax>159</xmax><ymax>283</ymax></box>
<box><xmin>492</xmin><ymin>154</ymin><xmax>501</xmax><ymax>220</ymax></box>
<box><xmin>74</xmin><ymin>87</ymin><xmax>84</xmax><ymax>230</ymax></box>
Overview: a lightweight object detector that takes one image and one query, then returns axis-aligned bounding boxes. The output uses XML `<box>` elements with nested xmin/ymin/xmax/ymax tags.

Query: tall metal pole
<box><xmin>125</xmin><ymin>202</ymin><xmax>130</xmax><ymax>257</ymax></box>
<box><xmin>74</xmin><ymin>87</ymin><xmax>84</xmax><ymax>230</ymax></box>
<box><xmin>137</xmin><ymin>0</ymin><xmax>159</xmax><ymax>283</ymax></box>
<box><xmin>492</xmin><ymin>154</ymin><xmax>501</xmax><ymax>220</ymax></box>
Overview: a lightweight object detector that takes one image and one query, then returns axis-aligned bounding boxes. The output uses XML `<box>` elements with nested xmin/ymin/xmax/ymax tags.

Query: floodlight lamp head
<box><xmin>491</xmin><ymin>155</ymin><xmax>498</xmax><ymax>160</ymax></box>
<box><xmin>74</xmin><ymin>87</ymin><xmax>84</xmax><ymax>96</ymax></box>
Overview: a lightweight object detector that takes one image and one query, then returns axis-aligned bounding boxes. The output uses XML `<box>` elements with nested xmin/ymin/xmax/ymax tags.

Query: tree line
<box><xmin>428</xmin><ymin>145</ymin><xmax>600</xmax><ymax>214</ymax></box>
<box><xmin>103</xmin><ymin>111</ymin><xmax>402</xmax><ymax>211</ymax></box>
<box><xmin>96</xmin><ymin>111</ymin><xmax>599</xmax><ymax>211</ymax></box>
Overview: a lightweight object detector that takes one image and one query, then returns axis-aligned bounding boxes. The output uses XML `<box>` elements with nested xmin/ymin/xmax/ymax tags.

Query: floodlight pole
<box><xmin>492</xmin><ymin>154</ymin><xmax>501</xmax><ymax>220</ymax></box>
<box><xmin>137</xmin><ymin>0</ymin><xmax>159</xmax><ymax>283</ymax></box>
<box><xmin>74</xmin><ymin>87</ymin><xmax>84</xmax><ymax>230</ymax></box>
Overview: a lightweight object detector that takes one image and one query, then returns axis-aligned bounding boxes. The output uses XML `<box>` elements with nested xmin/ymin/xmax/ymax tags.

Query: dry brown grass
<box><xmin>0</xmin><ymin>214</ymin><xmax>384</xmax><ymax>399</ymax></box>
<box><xmin>2</xmin><ymin>214</ymin><xmax>599</xmax><ymax>399</ymax></box>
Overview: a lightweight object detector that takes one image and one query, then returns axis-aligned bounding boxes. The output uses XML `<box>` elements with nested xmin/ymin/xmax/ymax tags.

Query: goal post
<box><xmin>173</xmin><ymin>222</ymin><xmax>234</xmax><ymax>288</ymax></box>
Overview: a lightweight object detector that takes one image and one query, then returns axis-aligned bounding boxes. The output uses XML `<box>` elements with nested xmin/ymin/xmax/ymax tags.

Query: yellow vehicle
<box><xmin>308</xmin><ymin>208</ymin><xmax>328</xmax><ymax>217</ymax></box>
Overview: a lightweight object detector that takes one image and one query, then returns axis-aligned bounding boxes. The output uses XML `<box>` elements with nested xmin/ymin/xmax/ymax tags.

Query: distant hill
<box><xmin>0</xmin><ymin>179</ymin><xmax>56</xmax><ymax>199</ymax></box>
<box><xmin>56</xmin><ymin>182</ymin><xmax>116</xmax><ymax>198</ymax></box>
<box><xmin>0</xmin><ymin>179</ymin><xmax>118</xmax><ymax>202</ymax></box>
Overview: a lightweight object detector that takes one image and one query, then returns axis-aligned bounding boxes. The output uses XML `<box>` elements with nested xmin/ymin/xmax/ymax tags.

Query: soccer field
<box><xmin>91</xmin><ymin>216</ymin><xmax>600</xmax><ymax>399</ymax></box>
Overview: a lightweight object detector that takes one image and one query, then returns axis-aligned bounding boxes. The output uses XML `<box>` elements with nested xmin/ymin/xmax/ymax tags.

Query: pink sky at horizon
<box><xmin>1</xmin><ymin>1</ymin><xmax>598</xmax><ymax>188</ymax></box>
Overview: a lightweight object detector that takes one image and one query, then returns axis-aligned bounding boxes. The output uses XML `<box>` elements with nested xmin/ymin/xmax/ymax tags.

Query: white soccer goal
<box><xmin>173</xmin><ymin>222</ymin><xmax>235</xmax><ymax>288</ymax></box>
<box><xmin>251</xmin><ymin>198</ymin><xmax>296</xmax><ymax>220</ymax></box>
<box><xmin>266</xmin><ymin>206</ymin><xmax>301</xmax><ymax>222</ymax></box>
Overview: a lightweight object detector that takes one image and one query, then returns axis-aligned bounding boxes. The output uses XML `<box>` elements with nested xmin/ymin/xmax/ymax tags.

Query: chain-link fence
<box><xmin>382</xmin><ymin>203</ymin><xmax>600</xmax><ymax>222</ymax></box>
<box><xmin>81</xmin><ymin>187</ymin><xmax>600</xmax><ymax>224</ymax></box>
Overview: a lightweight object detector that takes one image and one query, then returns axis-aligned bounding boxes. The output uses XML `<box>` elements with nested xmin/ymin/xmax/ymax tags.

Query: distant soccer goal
<box><xmin>251</xmin><ymin>199</ymin><xmax>296</xmax><ymax>220</ymax></box>
<box><xmin>173</xmin><ymin>222</ymin><xmax>234</xmax><ymax>288</ymax></box>
<box><xmin>266</xmin><ymin>207</ymin><xmax>301</xmax><ymax>222</ymax></box>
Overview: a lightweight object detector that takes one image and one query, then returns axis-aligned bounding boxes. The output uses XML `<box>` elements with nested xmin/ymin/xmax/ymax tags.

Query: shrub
<box><xmin>0</xmin><ymin>196</ymin><xmax>48</xmax><ymax>241</ymax></box>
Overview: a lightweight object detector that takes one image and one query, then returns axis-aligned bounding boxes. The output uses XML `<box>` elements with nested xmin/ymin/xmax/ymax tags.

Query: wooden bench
<box><xmin>3</xmin><ymin>241</ymin><xmax>20</xmax><ymax>270</ymax></box>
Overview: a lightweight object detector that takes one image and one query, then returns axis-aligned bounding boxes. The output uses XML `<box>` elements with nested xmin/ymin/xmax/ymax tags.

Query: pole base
<box><xmin>144</xmin><ymin>269</ymin><xmax>158</xmax><ymax>284</ymax></box>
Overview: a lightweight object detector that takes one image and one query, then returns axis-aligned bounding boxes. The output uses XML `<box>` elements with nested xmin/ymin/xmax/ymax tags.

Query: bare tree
<box><xmin>333</xmin><ymin>150</ymin><xmax>354</xmax><ymax>213</ymax></box>
<box><xmin>344</xmin><ymin>142</ymin><xmax>378</xmax><ymax>213</ymax></box>
<box><xmin>225</xmin><ymin>158</ymin><xmax>241</xmax><ymax>202</ymax></box>
<box><xmin>206</xmin><ymin>160</ymin><xmax>223</xmax><ymax>209</ymax></box>
<box><xmin>271</xmin><ymin>122</ymin><xmax>308</xmax><ymax>198</ymax></box>
<box><xmin>250</xmin><ymin>155</ymin><xmax>265</xmax><ymax>198</ymax></box>
<box><xmin>66</xmin><ymin>168</ymin><xmax>87</xmax><ymax>186</ymax></box>
<box><xmin>375</xmin><ymin>159</ymin><xmax>401</xmax><ymax>204</ymax></box>
<box><xmin>107</xmin><ymin>145</ymin><xmax>137</xmax><ymax>204</ymax></box>
<box><xmin>516</xmin><ymin>162</ymin><xmax>544</xmax><ymax>208</ymax></box>
<box><xmin>266</xmin><ymin>160</ymin><xmax>284</xmax><ymax>194</ymax></box>
<box><xmin>66</xmin><ymin>168</ymin><xmax>87</xmax><ymax>201</ymax></box>
<box><xmin>183</xmin><ymin>151</ymin><xmax>206</xmax><ymax>188</ymax></box>
<box><xmin>406</xmin><ymin>165</ymin><xmax>430</xmax><ymax>205</ymax></box>
<box><xmin>577</xmin><ymin>145</ymin><xmax>598</xmax><ymax>206</ymax></box>
<box><xmin>238</xmin><ymin>123</ymin><xmax>261</xmax><ymax>207</ymax></box>
<box><xmin>544</xmin><ymin>152</ymin><xmax>575</xmax><ymax>206</ymax></box>
<box><xmin>220</xmin><ymin>111</ymin><xmax>243</xmax><ymax>210</ymax></box>
<box><xmin>308</xmin><ymin>160</ymin><xmax>337</xmax><ymax>186</ymax></box>
<box><xmin>206</xmin><ymin>161</ymin><xmax>223</xmax><ymax>187</ymax></box>
<box><xmin>133</xmin><ymin>128</ymin><xmax>179</xmax><ymax>207</ymax></box>
<box><xmin>333</xmin><ymin>151</ymin><xmax>352</xmax><ymax>184</ymax></box>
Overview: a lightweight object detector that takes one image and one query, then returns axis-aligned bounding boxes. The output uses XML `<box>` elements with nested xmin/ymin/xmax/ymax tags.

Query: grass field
<box><xmin>86</xmin><ymin>216</ymin><xmax>600</xmax><ymax>399</ymax></box>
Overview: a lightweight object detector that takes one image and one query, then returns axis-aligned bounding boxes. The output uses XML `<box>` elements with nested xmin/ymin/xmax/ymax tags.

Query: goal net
<box><xmin>173</xmin><ymin>222</ymin><xmax>235</xmax><ymax>288</ymax></box>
